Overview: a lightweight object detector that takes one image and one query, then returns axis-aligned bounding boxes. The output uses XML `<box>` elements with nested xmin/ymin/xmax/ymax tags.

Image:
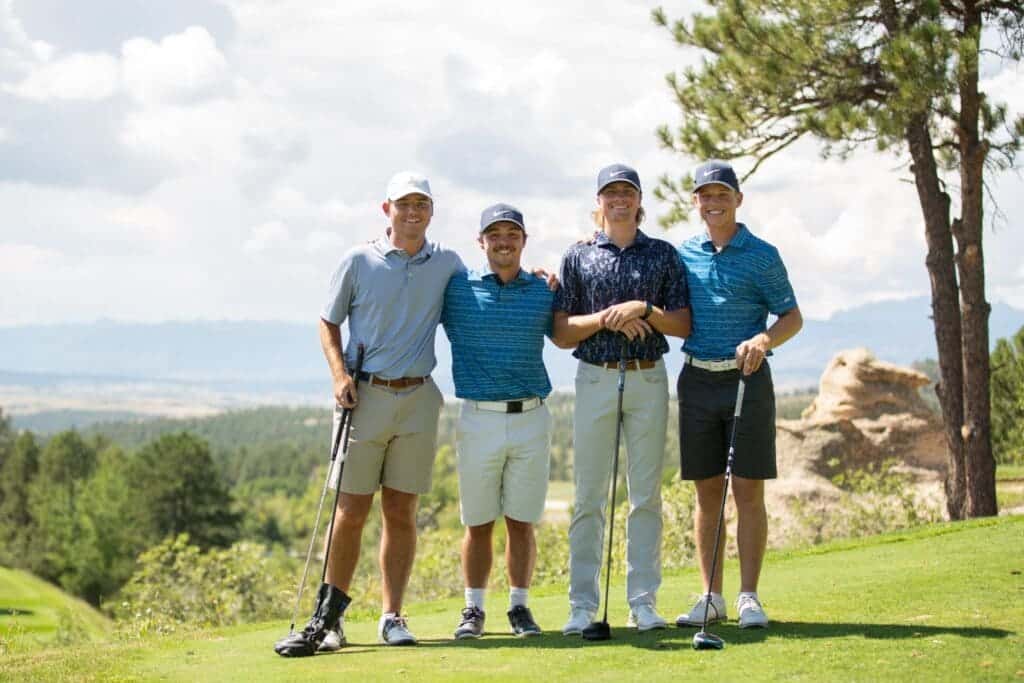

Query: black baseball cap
<box><xmin>693</xmin><ymin>160</ymin><xmax>740</xmax><ymax>192</ymax></box>
<box><xmin>597</xmin><ymin>163</ymin><xmax>642</xmax><ymax>194</ymax></box>
<box><xmin>480</xmin><ymin>203</ymin><xmax>525</xmax><ymax>233</ymax></box>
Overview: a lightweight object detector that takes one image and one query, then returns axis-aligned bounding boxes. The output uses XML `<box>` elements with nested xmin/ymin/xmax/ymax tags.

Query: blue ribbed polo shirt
<box><xmin>441</xmin><ymin>268</ymin><xmax>554</xmax><ymax>401</ymax></box>
<box><xmin>321</xmin><ymin>231</ymin><xmax>465</xmax><ymax>378</ymax></box>
<box><xmin>678</xmin><ymin>223</ymin><xmax>797</xmax><ymax>360</ymax></box>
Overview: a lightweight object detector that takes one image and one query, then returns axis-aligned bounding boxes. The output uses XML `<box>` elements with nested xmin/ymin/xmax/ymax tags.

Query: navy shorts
<box><xmin>677</xmin><ymin>362</ymin><xmax>777</xmax><ymax>480</ymax></box>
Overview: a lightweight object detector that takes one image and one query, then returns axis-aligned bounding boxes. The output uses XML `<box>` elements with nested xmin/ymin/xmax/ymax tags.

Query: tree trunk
<box><xmin>955</xmin><ymin>5</ymin><xmax>998</xmax><ymax>516</ymax></box>
<box><xmin>905</xmin><ymin>115</ymin><xmax>967</xmax><ymax>519</ymax></box>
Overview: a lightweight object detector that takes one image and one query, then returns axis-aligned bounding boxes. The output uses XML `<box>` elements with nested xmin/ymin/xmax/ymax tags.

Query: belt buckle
<box><xmin>507</xmin><ymin>401</ymin><xmax>523</xmax><ymax>414</ymax></box>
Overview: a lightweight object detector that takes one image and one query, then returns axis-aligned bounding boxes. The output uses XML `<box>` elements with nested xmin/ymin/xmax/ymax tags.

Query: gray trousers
<box><xmin>568</xmin><ymin>358</ymin><xmax>668</xmax><ymax>611</ymax></box>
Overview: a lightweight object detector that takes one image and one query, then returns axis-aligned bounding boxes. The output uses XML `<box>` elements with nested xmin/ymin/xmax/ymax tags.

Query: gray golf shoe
<box><xmin>454</xmin><ymin>606</ymin><xmax>485</xmax><ymax>639</ymax></box>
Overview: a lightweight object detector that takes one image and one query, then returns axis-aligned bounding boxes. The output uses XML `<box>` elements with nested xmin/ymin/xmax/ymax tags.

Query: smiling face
<box><xmin>596</xmin><ymin>181</ymin><xmax>642</xmax><ymax>226</ymax></box>
<box><xmin>382</xmin><ymin>193</ymin><xmax>433</xmax><ymax>243</ymax></box>
<box><xmin>692</xmin><ymin>183</ymin><xmax>743</xmax><ymax>231</ymax></box>
<box><xmin>478</xmin><ymin>221</ymin><xmax>526</xmax><ymax>272</ymax></box>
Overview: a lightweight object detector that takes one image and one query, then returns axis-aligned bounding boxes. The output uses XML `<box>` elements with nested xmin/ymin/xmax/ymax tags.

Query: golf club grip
<box><xmin>734</xmin><ymin>379</ymin><xmax>746</xmax><ymax>417</ymax></box>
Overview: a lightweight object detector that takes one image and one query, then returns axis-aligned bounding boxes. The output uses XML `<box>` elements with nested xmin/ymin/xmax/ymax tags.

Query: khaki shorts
<box><xmin>456</xmin><ymin>400</ymin><xmax>551</xmax><ymax>527</ymax></box>
<box><xmin>328</xmin><ymin>378</ymin><xmax>444</xmax><ymax>495</ymax></box>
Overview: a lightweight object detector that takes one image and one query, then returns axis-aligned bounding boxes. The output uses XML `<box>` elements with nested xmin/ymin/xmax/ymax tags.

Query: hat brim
<box><xmin>692</xmin><ymin>179</ymin><xmax>739</xmax><ymax>193</ymax></box>
<box><xmin>387</xmin><ymin>187</ymin><xmax>433</xmax><ymax>201</ymax></box>
<box><xmin>597</xmin><ymin>179</ymin><xmax>642</xmax><ymax>194</ymax></box>
<box><xmin>480</xmin><ymin>218</ymin><xmax>526</xmax><ymax>234</ymax></box>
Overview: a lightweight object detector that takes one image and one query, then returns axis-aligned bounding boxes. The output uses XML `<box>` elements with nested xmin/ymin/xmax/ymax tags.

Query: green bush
<box><xmin>108</xmin><ymin>535</ymin><xmax>293</xmax><ymax>636</ymax></box>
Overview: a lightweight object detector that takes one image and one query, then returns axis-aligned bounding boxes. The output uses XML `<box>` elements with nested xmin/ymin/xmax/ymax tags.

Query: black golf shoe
<box><xmin>274</xmin><ymin>583</ymin><xmax>351</xmax><ymax>657</ymax></box>
<box><xmin>453</xmin><ymin>606</ymin><xmax>485</xmax><ymax>639</ymax></box>
<box><xmin>508</xmin><ymin>605</ymin><xmax>542</xmax><ymax>637</ymax></box>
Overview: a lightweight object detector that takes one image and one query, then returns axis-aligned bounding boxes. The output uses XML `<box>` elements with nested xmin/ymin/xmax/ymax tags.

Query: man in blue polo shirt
<box><xmin>442</xmin><ymin>203</ymin><xmax>572</xmax><ymax>640</ymax></box>
<box><xmin>554</xmin><ymin>164</ymin><xmax>691</xmax><ymax>635</ymax></box>
<box><xmin>674</xmin><ymin>160</ymin><xmax>802</xmax><ymax>630</ymax></box>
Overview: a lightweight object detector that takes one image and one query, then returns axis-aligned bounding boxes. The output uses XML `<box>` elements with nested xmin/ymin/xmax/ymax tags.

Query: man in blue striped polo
<box><xmin>675</xmin><ymin>160</ymin><xmax>802</xmax><ymax>630</ymax></box>
<box><xmin>554</xmin><ymin>164</ymin><xmax>691</xmax><ymax>635</ymax></box>
<box><xmin>441</xmin><ymin>203</ymin><xmax>572</xmax><ymax>640</ymax></box>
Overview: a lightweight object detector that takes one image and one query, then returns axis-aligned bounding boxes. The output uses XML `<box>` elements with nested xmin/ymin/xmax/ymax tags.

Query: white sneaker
<box><xmin>562</xmin><ymin>607</ymin><xmax>595</xmax><ymax>635</ymax></box>
<box><xmin>626</xmin><ymin>604</ymin><xmax>667</xmax><ymax>631</ymax></box>
<box><xmin>378</xmin><ymin>614</ymin><xmax>417</xmax><ymax>645</ymax></box>
<box><xmin>675</xmin><ymin>593</ymin><xmax>727</xmax><ymax>627</ymax></box>
<box><xmin>317</xmin><ymin>615</ymin><xmax>346</xmax><ymax>651</ymax></box>
<box><xmin>737</xmin><ymin>594</ymin><xmax>769</xmax><ymax>628</ymax></box>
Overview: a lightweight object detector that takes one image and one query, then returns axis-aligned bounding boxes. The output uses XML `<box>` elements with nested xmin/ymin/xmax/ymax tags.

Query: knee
<box><xmin>694</xmin><ymin>477</ymin><xmax>725</xmax><ymax>510</ymax></box>
<box><xmin>336</xmin><ymin>495</ymin><xmax>372</xmax><ymax>530</ymax></box>
<box><xmin>466</xmin><ymin>521</ymin><xmax>495</xmax><ymax>540</ymax></box>
<box><xmin>731</xmin><ymin>478</ymin><xmax>765</xmax><ymax>511</ymax></box>
<box><xmin>504</xmin><ymin>517</ymin><xmax>533</xmax><ymax>540</ymax></box>
<box><xmin>381</xmin><ymin>489</ymin><xmax>418</xmax><ymax>531</ymax></box>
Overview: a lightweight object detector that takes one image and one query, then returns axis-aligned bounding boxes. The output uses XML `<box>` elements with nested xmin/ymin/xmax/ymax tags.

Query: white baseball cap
<box><xmin>386</xmin><ymin>171</ymin><xmax>433</xmax><ymax>201</ymax></box>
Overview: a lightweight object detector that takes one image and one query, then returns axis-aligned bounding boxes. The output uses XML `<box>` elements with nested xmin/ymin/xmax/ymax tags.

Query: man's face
<box><xmin>478</xmin><ymin>221</ymin><xmax>526</xmax><ymax>271</ymax></box>
<box><xmin>597</xmin><ymin>182</ymin><xmax>641</xmax><ymax>224</ymax></box>
<box><xmin>692</xmin><ymin>184</ymin><xmax>743</xmax><ymax>230</ymax></box>
<box><xmin>382</xmin><ymin>193</ymin><xmax>433</xmax><ymax>237</ymax></box>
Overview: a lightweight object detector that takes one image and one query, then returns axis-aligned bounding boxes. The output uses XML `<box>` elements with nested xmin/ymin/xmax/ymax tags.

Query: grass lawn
<box><xmin>0</xmin><ymin>567</ymin><xmax>112</xmax><ymax>651</ymax></box>
<box><xmin>3</xmin><ymin>516</ymin><xmax>1022</xmax><ymax>682</ymax></box>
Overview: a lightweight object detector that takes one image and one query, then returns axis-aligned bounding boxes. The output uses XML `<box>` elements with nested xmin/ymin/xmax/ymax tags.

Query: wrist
<box><xmin>640</xmin><ymin>301</ymin><xmax>653</xmax><ymax>320</ymax></box>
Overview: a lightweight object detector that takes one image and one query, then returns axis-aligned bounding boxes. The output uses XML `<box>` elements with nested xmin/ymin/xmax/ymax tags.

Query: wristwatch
<box><xmin>641</xmin><ymin>301</ymin><xmax>653</xmax><ymax>320</ymax></box>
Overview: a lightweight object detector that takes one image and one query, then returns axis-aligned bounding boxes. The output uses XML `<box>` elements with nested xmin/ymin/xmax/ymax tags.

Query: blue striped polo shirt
<box><xmin>321</xmin><ymin>232</ymin><xmax>465</xmax><ymax>378</ymax></box>
<box><xmin>678</xmin><ymin>223</ymin><xmax>797</xmax><ymax>360</ymax></box>
<box><xmin>441</xmin><ymin>268</ymin><xmax>554</xmax><ymax>401</ymax></box>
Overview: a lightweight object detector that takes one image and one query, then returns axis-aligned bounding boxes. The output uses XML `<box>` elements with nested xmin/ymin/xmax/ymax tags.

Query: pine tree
<box><xmin>653</xmin><ymin>0</ymin><xmax>1024</xmax><ymax>518</ymax></box>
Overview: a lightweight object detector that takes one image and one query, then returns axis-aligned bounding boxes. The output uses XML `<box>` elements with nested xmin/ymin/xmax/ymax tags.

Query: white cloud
<box><xmin>0</xmin><ymin>242</ymin><xmax>66</xmax><ymax>273</ymax></box>
<box><xmin>243</xmin><ymin>220</ymin><xmax>290</xmax><ymax>254</ymax></box>
<box><xmin>2</xmin><ymin>51</ymin><xmax>119</xmax><ymax>100</ymax></box>
<box><xmin>121</xmin><ymin>26</ymin><xmax>227</xmax><ymax>104</ymax></box>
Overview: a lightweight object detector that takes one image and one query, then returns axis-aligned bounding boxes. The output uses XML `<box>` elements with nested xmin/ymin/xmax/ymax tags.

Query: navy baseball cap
<box><xmin>692</xmin><ymin>160</ymin><xmax>740</xmax><ymax>192</ymax></box>
<box><xmin>597</xmin><ymin>164</ymin><xmax>642</xmax><ymax>194</ymax></box>
<box><xmin>479</xmin><ymin>203</ymin><xmax>525</xmax><ymax>233</ymax></box>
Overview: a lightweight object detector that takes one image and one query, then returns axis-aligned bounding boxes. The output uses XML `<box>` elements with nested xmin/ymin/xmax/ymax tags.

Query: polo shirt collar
<box><xmin>594</xmin><ymin>228</ymin><xmax>651</xmax><ymax>250</ymax></box>
<box><xmin>473</xmin><ymin>266</ymin><xmax>530</xmax><ymax>285</ymax></box>
<box><xmin>700</xmin><ymin>223</ymin><xmax>750</xmax><ymax>251</ymax></box>
<box><xmin>374</xmin><ymin>229</ymin><xmax>434</xmax><ymax>261</ymax></box>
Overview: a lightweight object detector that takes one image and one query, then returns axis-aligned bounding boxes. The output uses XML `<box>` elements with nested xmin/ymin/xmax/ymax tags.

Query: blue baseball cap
<box><xmin>597</xmin><ymin>163</ymin><xmax>642</xmax><ymax>194</ymax></box>
<box><xmin>480</xmin><ymin>203</ymin><xmax>525</xmax><ymax>233</ymax></box>
<box><xmin>692</xmin><ymin>160</ymin><xmax>740</xmax><ymax>192</ymax></box>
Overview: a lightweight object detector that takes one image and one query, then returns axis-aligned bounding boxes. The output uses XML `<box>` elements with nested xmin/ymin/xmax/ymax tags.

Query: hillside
<box><xmin>0</xmin><ymin>567</ymin><xmax>112</xmax><ymax>651</ymax></box>
<box><xmin>3</xmin><ymin>517</ymin><xmax>1022</xmax><ymax>681</ymax></box>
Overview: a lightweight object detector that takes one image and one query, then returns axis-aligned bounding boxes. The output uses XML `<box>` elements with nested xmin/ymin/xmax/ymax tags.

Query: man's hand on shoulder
<box><xmin>530</xmin><ymin>266</ymin><xmax>559</xmax><ymax>291</ymax></box>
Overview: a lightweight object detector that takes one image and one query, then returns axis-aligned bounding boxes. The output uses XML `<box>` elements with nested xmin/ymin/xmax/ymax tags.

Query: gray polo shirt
<box><xmin>321</xmin><ymin>232</ymin><xmax>465</xmax><ymax>379</ymax></box>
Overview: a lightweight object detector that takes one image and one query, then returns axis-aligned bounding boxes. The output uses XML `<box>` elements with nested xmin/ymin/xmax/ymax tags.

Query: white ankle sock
<box><xmin>465</xmin><ymin>587</ymin><xmax>486</xmax><ymax>610</ymax></box>
<box><xmin>509</xmin><ymin>587</ymin><xmax>528</xmax><ymax>608</ymax></box>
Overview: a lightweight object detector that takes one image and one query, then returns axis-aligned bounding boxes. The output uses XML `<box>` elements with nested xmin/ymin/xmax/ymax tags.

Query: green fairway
<box><xmin>3</xmin><ymin>517</ymin><xmax>1023</xmax><ymax>682</ymax></box>
<box><xmin>0</xmin><ymin>566</ymin><xmax>112</xmax><ymax>651</ymax></box>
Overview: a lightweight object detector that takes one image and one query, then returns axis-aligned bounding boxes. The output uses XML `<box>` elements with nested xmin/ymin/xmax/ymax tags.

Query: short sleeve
<box><xmin>553</xmin><ymin>250</ymin><xmax>581</xmax><ymax>313</ymax></box>
<box><xmin>761</xmin><ymin>248</ymin><xmax>797</xmax><ymax>316</ymax></box>
<box><xmin>320</xmin><ymin>251</ymin><xmax>357</xmax><ymax>325</ymax></box>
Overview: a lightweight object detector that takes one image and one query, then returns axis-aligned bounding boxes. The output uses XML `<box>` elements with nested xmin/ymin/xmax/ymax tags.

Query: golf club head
<box><xmin>692</xmin><ymin>630</ymin><xmax>725</xmax><ymax>650</ymax></box>
<box><xmin>581</xmin><ymin>620</ymin><xmax>611</xmax><ymax>641</ymax></box>
<box><xmin>274</xmin><ymin>631</ymin><xmax>316</xmax><ymax>657</ymax></box>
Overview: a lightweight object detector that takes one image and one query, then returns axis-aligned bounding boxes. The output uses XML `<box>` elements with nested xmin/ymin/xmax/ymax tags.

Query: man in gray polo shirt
<box><xmin>280</xmin><ymin>171</ymin><xmax>464</xmax><ymax>655</ymax></box>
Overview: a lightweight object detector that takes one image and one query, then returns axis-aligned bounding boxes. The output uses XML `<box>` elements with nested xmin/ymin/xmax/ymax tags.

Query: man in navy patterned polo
<box><xmin>442</xmin><ymin>203</ymin><xmax>573</xmax><ymax>640</ymax></box>
<box><xmin>674</xmin><ymin>160</ymin><xmax>802</xmax><ymax>631</ymax></box>
<box><xmin>554</xmin><ymin>164</ymin><xmax>691</xmax><ymax>634</ymax></box>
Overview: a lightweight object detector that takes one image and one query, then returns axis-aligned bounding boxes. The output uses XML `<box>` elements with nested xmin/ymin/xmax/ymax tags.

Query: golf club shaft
<box><xmin>700</xmin><ymin>378</ymin><xmax>746</xmax><ymax>632</ymax></box>
<box><xmin>319</xmin><ymin>344</ymin><xmax>365</xmax><ymax>585</ymax></box>
<box><xmin>287</xmin><ymin>343</ymin><xmax>365</xmax><ymax>633</ymax></box>
<box><xmin>600</xmin><ymin>337</ymin><xmax>629</xmax><ymax>625</ymax></box>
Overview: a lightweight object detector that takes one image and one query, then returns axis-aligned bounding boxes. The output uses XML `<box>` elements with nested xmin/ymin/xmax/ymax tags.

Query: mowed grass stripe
<box><xmin>3</xmin><ymin>516</ymin><xmax>1022</xmax><ymax>682</ymax></box>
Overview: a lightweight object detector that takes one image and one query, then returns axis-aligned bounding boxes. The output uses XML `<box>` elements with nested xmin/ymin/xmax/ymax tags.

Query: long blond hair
<box><xmin>591</xmin><ymin>205</ymin><xmax>645</xmax><ymax>229</ymax></box>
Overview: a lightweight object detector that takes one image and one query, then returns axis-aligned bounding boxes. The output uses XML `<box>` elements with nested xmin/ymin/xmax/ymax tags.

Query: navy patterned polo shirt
<box><xmin>554</xmin><ymin>229</ymin><xmax>689</xmax><ymax>363</ymax></box>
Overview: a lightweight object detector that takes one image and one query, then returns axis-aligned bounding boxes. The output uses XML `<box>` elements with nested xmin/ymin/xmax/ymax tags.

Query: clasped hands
<box><xmin>600</xmin><ymin>300</ymin><xmax>652</xmax><ymax>341</ymax></box>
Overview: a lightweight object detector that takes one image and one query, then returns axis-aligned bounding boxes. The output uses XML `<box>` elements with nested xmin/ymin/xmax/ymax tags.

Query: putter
<box><xmin>692</xmin><ymin>377</ymin><xmax>746</xmax><ymax>651</ymax></box>
<box><xmin>284</xmin><ymin>343</ymin><xmax>365</xmax><ymax>636</ymax></box>
<box><xmin>582</xmin><ymin>337</ymin><xmax>629</xmax><ymax>642</ymax></box>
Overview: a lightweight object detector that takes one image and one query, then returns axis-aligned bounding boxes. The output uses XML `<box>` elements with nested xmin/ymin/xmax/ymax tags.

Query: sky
<box><xmin>1</xmin><ymin>0</ymin><xmax>1022</xmax><ymax>327</ymax></box>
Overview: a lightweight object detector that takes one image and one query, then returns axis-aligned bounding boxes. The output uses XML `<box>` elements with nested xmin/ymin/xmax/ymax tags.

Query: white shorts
<box><xmin>456</xmin><ymin>400</ymin><xmax>551</xmax><ymax>527</ymax></box>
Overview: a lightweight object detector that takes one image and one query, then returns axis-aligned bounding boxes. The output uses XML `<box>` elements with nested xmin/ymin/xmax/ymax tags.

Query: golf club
<box><xmin>582</xmin><ymin>337</ymin><xmax>629</xmax><ymax>642</ymax></box>
<box><xmin>692</xmin><ymin>377</ymin><xmax>746</xmax><ymax>651</ymax></box>
<box><xmin>285</xmin><ymin>343</ymin><xmax>364</xmax><ymax>636</ymax></box>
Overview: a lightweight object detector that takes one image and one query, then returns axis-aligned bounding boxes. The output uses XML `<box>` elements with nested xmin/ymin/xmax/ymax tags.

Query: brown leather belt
<box><xmin>357</xmin><ymin>371</ymin><xmax>427</xmax><ymax>389</ymax></box>
<box><xmin>586</xmin><ymin>359</ymin><xmax>657</xmax><ymax>371</ymax></box>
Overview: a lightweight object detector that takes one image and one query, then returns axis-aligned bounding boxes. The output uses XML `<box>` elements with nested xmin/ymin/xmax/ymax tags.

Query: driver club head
<box><xmin>581</xmin><ymin>620</ymin><xmax>612</xmax><ymax>641</ymax></box>
<box><xmin>692</xmin><ymin>630</ymin><xmax>725</xmax><ymax>650</ymax></box>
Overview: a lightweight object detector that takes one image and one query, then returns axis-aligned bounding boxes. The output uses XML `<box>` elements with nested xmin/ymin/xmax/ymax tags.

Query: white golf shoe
<box><xmin>736</xmin><ymin>593</ymin><xmax>769</xmax><ymax>628</ymax></box>
<box><xmin>626</xmin><ymin>604</ymin><xmax>667</xmax><ymax>631</ymax></box>
<box><xmin>562</xmin><ymin>607</ymin><xmax>595</xmax><ymax>635</ymax></box>
<box><xmin>317</xmin><ymin>615</ymin><xmax>346</xmax><ymax>651</ymax></box>
<box><xmin>675</xmin><ymin>593</ymin><xmax>727</xmax><ymax>627</ymax></box>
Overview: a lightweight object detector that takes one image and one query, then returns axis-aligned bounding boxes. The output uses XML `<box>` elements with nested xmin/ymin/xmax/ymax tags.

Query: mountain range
<box><xmin>2</xmin><ymin>296</ymin><xmax>1021</xmax><ymax>427</ymax></box>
